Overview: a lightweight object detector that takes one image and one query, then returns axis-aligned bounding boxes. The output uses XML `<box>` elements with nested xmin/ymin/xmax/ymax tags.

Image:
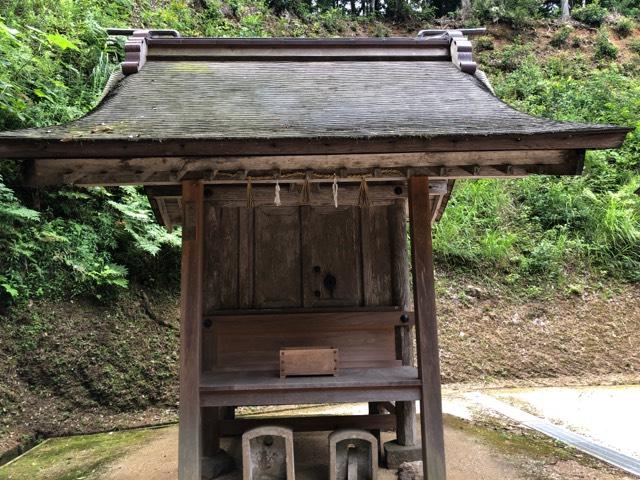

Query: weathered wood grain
<box><xmin>279</xmin><ymin>347</ymin><xmax>339</xmax><ymax>378</ymax></box>
<box><xmin>302</xmin><ymin>206</ymin><xmax>362</xmax><ymax>307</ymax></box>
<box><xmin>389</xmin><ymin>199</ymin><xmax>418</xmax><ymax>446</ymax></box>
<box><xmin>237</xmin><ymin>208</ymin><xmax>253</xmax><ymax>309</ymax></box>
<box><xmin>254</xmin><ymin>207</ymin><xmax>302</xmax><ymax>308</ymax></box>
<box><xmin>408</xmin><ymin>176</ymin><xmax>446</xmax><ymax>480</ymax></box>
<box><xmin>200</xmin><ymin>367</ymin><xmax>421</xmax><ymax>407</ymax></box>
<box><xmin>219</xmin><ymin>414</ymin><xmax>397</xmax><ymax>436</ymax></box>
<box><xmin>26</xmin><ymin>149</ymin><xmax>588</xmax><ymax>186</ymax></box>
<box><xmin>361</xmin><ymin>206</ymin><xmax>393</xmax><ymax>306</ymax></box>
<box><xmin>204</xmin><ymin>311</ymin><xmax>407</xmax><ymax>372</ymax></box>
<box><xmin>201</xmin><ymin>407</ymin><xmax>220</xmax><ymax>456</ymax></box>
<box><xmin>203</xmin><ymin>206</ymin><xmax>239</xmax><ymax>313</ymax></box>
<box><xmin>178</xmin><ymin>180</ymin><xmax>204</xmax><ymax>480</ymax></box>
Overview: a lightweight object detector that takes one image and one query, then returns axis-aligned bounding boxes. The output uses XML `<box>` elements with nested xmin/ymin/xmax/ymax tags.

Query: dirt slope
<box><xmin>437</xmin><ymin>280</ymin><xmax>640</xmax><ymax>384</ymax></box>
<box><xmin>2</xmin><ymin>280</ymin><xmax>638</xmax><ymax>461</ymax></box>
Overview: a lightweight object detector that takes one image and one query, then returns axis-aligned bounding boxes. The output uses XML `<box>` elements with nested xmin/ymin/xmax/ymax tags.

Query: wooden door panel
<box><xmin>203</xmin><ymin>205</ymin><xmax>239</xmax><ymax>313</ymax></box>
<box><xmin>302</xmin><ymin>206</ymin><xmax>362</xmax><ymax>307</ymax></box>
<box><xmin>254</xmin><ymin>207</ymin><xmax>302</xmax><ymax>308</ymax></box>
<box><xmin>361</xmin><ymin>206</ymin><xmax>393</xmax><ymax>306</ymax></box>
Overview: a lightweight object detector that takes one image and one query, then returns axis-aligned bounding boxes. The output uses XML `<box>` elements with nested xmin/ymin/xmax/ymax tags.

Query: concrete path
<box><xmin>490</xmin><ymin>385</ymin><xmax>640</xmax><ymax>459</ymax></box>
<box><xmin>471</xmin><ymin>392</ymin><xmax>640</xmax><ymax>477</ymax></box>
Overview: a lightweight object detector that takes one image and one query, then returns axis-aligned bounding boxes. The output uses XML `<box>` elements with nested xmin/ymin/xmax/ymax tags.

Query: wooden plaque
<box><xmin>280</xmin><ymin>347</ymin><xmax>339</xmax><ymax>378</ymax></box>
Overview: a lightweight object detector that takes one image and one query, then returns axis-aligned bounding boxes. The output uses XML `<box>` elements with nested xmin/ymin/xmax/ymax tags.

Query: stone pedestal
<box><xmin>384</xmin><ymin>440</ymin><xmax>422</xmax><ymax>470</ymax></box>
<box><xmin>330</xmin><ymin>429</ymin><xmax>378</xmax><ymax>480</ymax></box>
<box><xmin>242</xmin><ymin>426</ymin><xmax>295</xmax><ymax>480</ymax></box>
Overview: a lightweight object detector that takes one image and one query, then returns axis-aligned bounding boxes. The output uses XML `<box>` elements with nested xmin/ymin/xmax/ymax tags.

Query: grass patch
<box><xmin>0</xmin><ymin>428</ymin><xmax>156</xmax><ymax>480</ymax></box>
<box><xmin>445</xmin><ymin>414</ymin><xmax>575</xmax><ymax>462</ymax></box>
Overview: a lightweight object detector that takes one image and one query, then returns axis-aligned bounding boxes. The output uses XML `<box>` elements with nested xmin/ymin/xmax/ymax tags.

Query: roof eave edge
<box><xmin>0</xmin><ymin>129</ymin><xmax>631</xmax><ymax>159</ymax></box>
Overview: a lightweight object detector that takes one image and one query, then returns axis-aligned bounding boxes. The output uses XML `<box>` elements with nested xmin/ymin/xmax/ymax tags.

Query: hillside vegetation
<box><xmin>0</xmin><ymin>0</ymin><xmax>639</xmax><ymax>462</ymax></box>
<box><xmin>0</xmin><ymin>1</ymin><xmax>639</xmax><ymax>307</ymax></box>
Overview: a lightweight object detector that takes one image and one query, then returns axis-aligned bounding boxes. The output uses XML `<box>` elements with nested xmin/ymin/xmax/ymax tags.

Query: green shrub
<box><xmin>471</xmin><ymin>0</ymin><xmax>542</xmax><ymax>28</ymax></box>
<box><xmin>600</xmin><ymin>0</ymin><xmax>640</xmax><ymax>18</ymax></box>
<box><xmin>630</xmin><ymin>38</ymin><xmax>640</xmax><ymax>54</ymax></box>
<box><xmin>317</xmin><ymin>8</ymin><xmax>348</xmax><ymax>33</ymax></box>
<box><xmin>582</xmin><ymin>185</ymin><xmax>640</xmax><ymax>279</ymax></box>
<box><xmin>371</xmin><ymin>22</ymin><xmax>391</xmax><ymax>37</ymax></box>
<box><xmin>463</xmin><ymin>47</ymin><xmax>640</xmax><ymax>284</ymax></box>
<box><xmin>491</xmin><ymin>43</ymin><xmax>533</xmax><ymax>72</ymax></box>
<box><xmin>434</xmin><ymin>180</ymin><xmax>519</xmax><ymax>271</ymax></box>
<box><xmin>0</xmin><ymin>168</ymin><xmax>182</xmax><ymax>304</ymax></box>
<box><xmin>573</xmin><ymin>1</ymin><xmax>608</xmax><ymax>26</ymax></box>
<box><xmin>268</xmin><ymin>0</ymin><xmax>309</xmax><ymax>15</ymax></box>
<box><xmin>595</xmin><ymin>29</ymin><xmax>618</xmax><ymax>59</ymax></box>
<box><xmin>612</xmin><ymin>16</ymin><xmax>635</xmax><ymax>37</ymax></box>
<box><xmin>475</xmin><ymin>35</ymin><xmax>495</xmax><ymax>51</ymax></box>
<box><xmin>550</xmin><ymin>25</ymin><xmax>572</xmax><ymax>48</ymax></box>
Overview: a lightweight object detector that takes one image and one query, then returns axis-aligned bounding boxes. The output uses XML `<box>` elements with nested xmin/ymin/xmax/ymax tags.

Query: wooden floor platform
<box><xmin>200</xmin><ymin>367</ymin><xmax>421</xmax><ymax>406</ymax></box>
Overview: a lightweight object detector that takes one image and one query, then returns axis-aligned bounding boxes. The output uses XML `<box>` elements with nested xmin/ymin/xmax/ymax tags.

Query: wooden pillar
<box><xmin>202</xmin><ymin>407</ymin><xmax>221</xmax><ymax>456</ymax></box>
<box><xmin>408</xmin><ymin>176</ymin><xmax>446</xmax><ymax>480</ymax></box>
<box><xmin>368</xmin><ymin>402</ymin><xmax>382</xmax><ymax>461</ymax></box>
<box><xmin>179</xmin><ymin>180</ymin><xmax>204</xmax><ymax>480</ymax></box>
<box><xmin>391</xmin><ymin>199</ymin><xmax>418</xmax><ymax>447</ymax></box>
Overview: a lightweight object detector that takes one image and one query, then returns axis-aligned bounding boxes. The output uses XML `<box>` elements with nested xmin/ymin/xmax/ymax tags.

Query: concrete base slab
<box><xmin>383</xmin><ymin>441</ymin><xmax>422</xmax><ymax>470</ymax></box>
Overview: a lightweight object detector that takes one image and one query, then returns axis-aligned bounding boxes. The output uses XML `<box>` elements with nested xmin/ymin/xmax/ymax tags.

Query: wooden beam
<box><xmin>27</xmin><ymin>150</ymin><xmax>585</xmax><ymax>187</ymax></box>
<box><xmin>178</xmin><ymin>180</ymin><xmax>204</xmax><ymax>480</ymax></box>
<box><xmin>200</xmin><ymin>386</ymin><xmax>421</xmax><ymax>407</ymax></box>
<box><xmin>199</xmin><ymin>366</ymin><xmax>421</xmax><ymax>407</ymax></box>
<box><xmin>147</xmin><ymin>45</ymin><xmax>450</xmax><ymax>61</ymax></box>
<box><xmin>218</xmin><ymin>414</ymin><xmax>397</xmax><ymax>437</ymax></box>
<box><xmin>199</xmin><ymin>185</ymin><xmax>442</xmax><ymax>208</ymax></box>
<box><xmin>147</xmin><ymin>181</ymin><xmax>445</xmax><ymax>197</ymax></box>
<box><xmin>408</xmin><ymin>176</ymin><xmax>446</xmax><ymax>480</ymax></box>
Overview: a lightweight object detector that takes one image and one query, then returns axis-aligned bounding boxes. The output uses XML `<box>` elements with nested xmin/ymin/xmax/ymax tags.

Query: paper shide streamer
<box><xmin>274</xmin><ymin>177</ymin><xmax>281</xmax><ymax>206</ymax></box>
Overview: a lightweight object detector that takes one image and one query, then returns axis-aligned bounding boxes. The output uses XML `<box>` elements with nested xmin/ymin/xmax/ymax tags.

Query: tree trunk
<box><xmin>461</xmin><ymin>0</ymin><xmax>472</xmax><ymax>19</ymax></box>
<box><xmin>561</xmin><ymin>0</ymin><xmax>570</xmax><ymax>21</ymax></box>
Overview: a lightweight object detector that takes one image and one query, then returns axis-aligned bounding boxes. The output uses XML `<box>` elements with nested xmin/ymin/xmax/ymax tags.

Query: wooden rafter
<box><xmin>27</xmin><ymin>149</ymin><xmax>585</xmax><ymax>187</ymax></box>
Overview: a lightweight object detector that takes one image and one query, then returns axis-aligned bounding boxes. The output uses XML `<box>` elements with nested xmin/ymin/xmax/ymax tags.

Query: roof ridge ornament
<box><xmin>106</xmin><ymin>28</ymin><xmax>181</xmax><ymax>75</ymax></box>
<box><xmin>417</xmin><ymin>28</ymin><xmax>485</xmax><ymax>75</ymax></box>
<box><xmin>123</xmin><ymin>30</ymin><xmax>149</xmax><ymax>75</ymax></box>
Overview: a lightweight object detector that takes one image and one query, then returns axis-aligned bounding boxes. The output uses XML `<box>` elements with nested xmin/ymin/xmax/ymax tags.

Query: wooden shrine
<box><xmin>0</xmin><ymin>31</ymin><xmax>630</xmax><ymax>480</ymax></box>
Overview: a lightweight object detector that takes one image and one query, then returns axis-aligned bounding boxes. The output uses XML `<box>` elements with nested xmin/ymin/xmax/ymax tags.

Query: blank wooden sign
<box><xmin>279</xmin><ymin>346</ymin><xmax>339</xmax><ymax>378</ymax></box>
